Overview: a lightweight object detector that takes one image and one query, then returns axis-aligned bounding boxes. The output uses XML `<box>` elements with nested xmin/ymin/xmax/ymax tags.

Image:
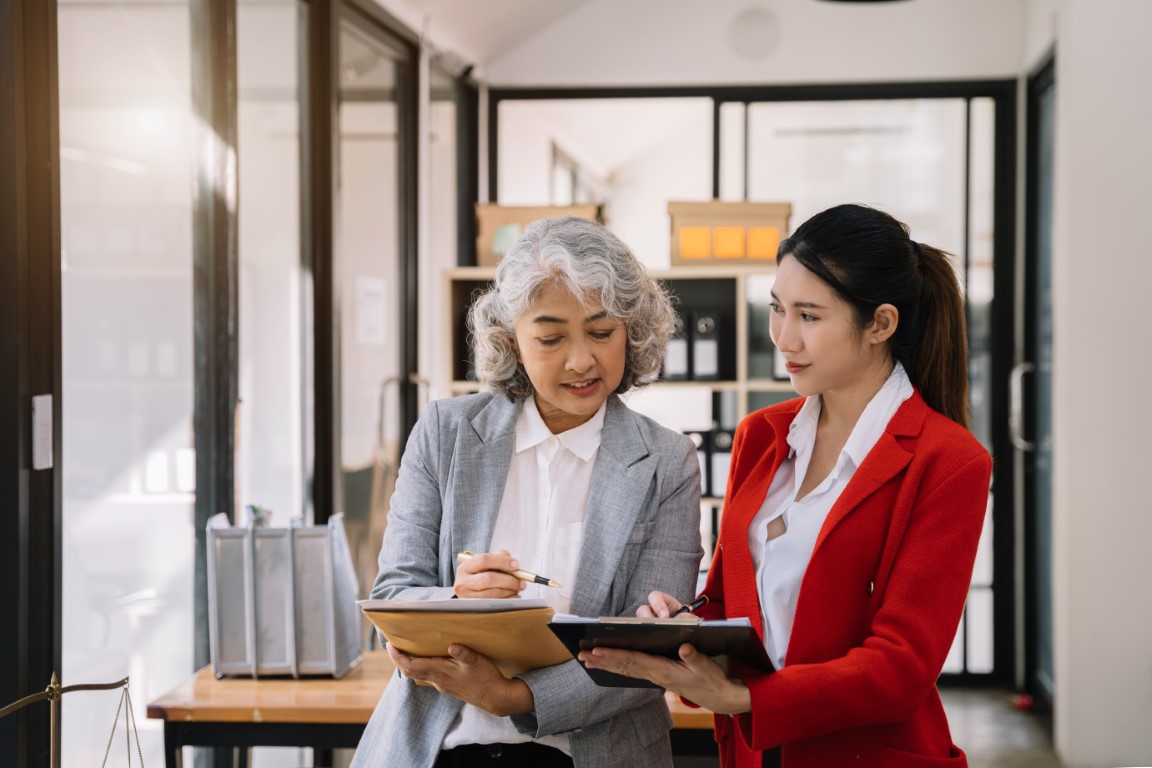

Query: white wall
<box><xmin>1050</xmin><ymin>2</ymin><xmax>1152</xmax><ymax>765</ymax></box>
<box><xmin>496</xmin><ymin>105</ymin><xmax>565</xmax><ymax>205</ymax></box>
<box><xmin>485</xmin><ymin>0</ymin><xmax>1026</xmax><ymax>86</ymax></box>
<box><xmin>1023</xmin><ymin>0</ymin><xmax>1059</xmax><ymax>72</ymax></box>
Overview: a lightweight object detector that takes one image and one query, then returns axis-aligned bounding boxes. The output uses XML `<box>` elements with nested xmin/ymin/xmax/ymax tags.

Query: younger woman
<box><xmin>581</xmin><ymin>203</ymin><xmax>993</xmax><ymax>768</ymax></box>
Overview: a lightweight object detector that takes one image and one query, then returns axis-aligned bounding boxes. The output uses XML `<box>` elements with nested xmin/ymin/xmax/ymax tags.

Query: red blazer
<box><xmin>698</xmin><ymin>391</ymin><xmax>992</xmax><ymax>768</ymax></box>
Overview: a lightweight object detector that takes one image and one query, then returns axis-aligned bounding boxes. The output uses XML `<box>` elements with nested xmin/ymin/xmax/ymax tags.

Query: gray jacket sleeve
<box><xmin>369</xmin><ymin>399</ymin><xmax>457</xmax><ymax>603</ymax></box>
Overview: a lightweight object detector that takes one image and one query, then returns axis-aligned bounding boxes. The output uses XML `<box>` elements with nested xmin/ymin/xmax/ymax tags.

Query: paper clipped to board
<box><xmin>547</xmin><ymin>614</ymin><xmax>774</xmax><ymax>688</ymax></box>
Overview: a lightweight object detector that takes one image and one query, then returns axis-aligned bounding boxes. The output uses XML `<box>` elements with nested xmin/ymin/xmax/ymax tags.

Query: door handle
<box><xmin>1009</xmin><ymin>361</ymin><xmax>1036</xmax><ymax>452</ymax></box>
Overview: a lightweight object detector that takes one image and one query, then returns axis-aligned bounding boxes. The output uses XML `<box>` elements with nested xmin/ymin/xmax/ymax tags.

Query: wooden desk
<box><xmin>148</xmin><ymin>652</ymin><xmax>714</xmax><ymax>767</ymax></box>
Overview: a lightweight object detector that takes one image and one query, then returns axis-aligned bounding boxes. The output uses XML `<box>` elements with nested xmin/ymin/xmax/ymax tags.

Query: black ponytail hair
<box><xmin>777</xmin><ymin>204</ymin><xmax>970</xmax><ymax>429</ymax></box>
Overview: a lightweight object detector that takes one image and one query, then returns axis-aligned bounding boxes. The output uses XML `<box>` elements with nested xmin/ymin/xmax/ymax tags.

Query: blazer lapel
<box><xmin>723</xmin><ymin>407</ymin><xmax>796</xmax><ymax>630</ymax></box>
<box><xmin>448</xmin><ymin>395</ymin><xmax>518</xmax><ymax>557</ymax></box>
<box><xmin>570</xmin><ymin>397</ymin><xmax>654</xmax><ymax>616</ymax></box>
<box><xmin>811</xmin><ymin>392</ymin><xmax>925</xmax><ymax>553</ymax></box>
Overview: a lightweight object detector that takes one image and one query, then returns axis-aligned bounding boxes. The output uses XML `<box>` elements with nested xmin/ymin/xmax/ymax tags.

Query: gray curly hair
<box><xmin>467</xmin><ymin>215</ymin><xmax>678</xmax><ymax>402</ymax></box>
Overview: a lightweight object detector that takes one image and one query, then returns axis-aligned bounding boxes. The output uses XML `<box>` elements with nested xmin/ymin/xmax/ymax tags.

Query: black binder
<box><xmin>685</xmin><ymin>430</ymin><xmax>711</xmax><ymax>497</ymax></box>
<box><xmin>690</xmin><ymin>311</ymin><xmax>721</xmax><ymax>380</ymax></box>
<box><xmin>710</xmin><ymin>430</ymin><xmax>734</xmax><ymax>499</ymax></box>
<box><xmin>662</xmin><ymin>324</ymin><xmax>691</xmax><ymax>381</ymax></box>
<box><xmin>547</xmin><ymin>616</ymin><xmax>773</xmax><ymax>688</ymax></box>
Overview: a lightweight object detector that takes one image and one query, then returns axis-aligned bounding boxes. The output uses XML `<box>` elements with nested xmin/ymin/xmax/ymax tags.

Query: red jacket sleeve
<box><xmin>734</xmin><ymin>448</ymin><xmax>991</xmax><ymax>750</ymax></box>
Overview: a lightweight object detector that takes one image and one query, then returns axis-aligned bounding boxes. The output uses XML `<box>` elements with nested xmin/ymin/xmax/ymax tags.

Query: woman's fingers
<box><xmin>458</xmin><ymin>550</ymin><xmax>519</xmax><ymax>575</ymax></box>
<box><xmin>453</xmin><ymin>550</ymin><xmax>525</xmax><ymax>598</ymax></box>
<box><xmin>578</xmin><ymin>647</ymin><xmax>673</xmax><ymax>684</ymax></box>
<box><xmin>641</xmin><ymin>590</ymin><xmax>683</xmax><ymax>618</ymax></box>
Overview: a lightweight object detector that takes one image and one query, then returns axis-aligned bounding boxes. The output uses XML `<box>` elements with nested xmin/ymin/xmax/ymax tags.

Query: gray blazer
<box><xmin>350</xmin><ymin>392</ymin><xmax>703</xmax><ymax>768</ymax></box>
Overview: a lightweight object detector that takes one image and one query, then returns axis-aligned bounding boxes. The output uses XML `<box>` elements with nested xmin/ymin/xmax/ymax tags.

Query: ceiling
<box><xmin>384</xmin><ymin>0</ymin><xmax>596</xmax><ymax>67</ymax></box>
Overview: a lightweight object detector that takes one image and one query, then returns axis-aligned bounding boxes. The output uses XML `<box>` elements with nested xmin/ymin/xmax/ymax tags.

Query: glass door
<box><xmin>1023</xmin><ymin>60</ymin><xmax>1056</xmax><ymax>704</ymax></box>
<box><xmin>742</xmin><ymin>96</ymin><xmax>1002</xmax><ymax>680</ymax></box>
<box><xmin>334</xmin><ymin>12</ymin><xmax>412</xmax><ymax>606</ymax></box>
<box><xmin>236</xmin><ymin>2</ymin><xmax>310</xmax><ymax>762</ymax></box>
<box><xmin>236</xmin><ymin>0</ymin><xmax>309</xmax><ymax>528</ymax></box>
<box><xmin>58</xmin><ymin>1</ymin><xmax>196</xmax><ymax>763</ymax></box>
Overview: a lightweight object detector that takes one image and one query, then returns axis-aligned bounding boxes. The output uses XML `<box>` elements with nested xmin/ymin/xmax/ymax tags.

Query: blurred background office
<box><xmin>1</xmin><ymin>0</ymin><xmax>1150</xmax><ymax>766</ymax></box>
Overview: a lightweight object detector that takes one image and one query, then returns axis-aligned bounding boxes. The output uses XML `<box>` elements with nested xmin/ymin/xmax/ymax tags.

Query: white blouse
<box><xmin>747</xmin><ymin>363</ymin><xmax>913</xmax><ymax>670</ymax></box>
<box><xmin>443</xmin><ymin>396</ymin><xmax>604</xmax><ymax>753</ymax></box>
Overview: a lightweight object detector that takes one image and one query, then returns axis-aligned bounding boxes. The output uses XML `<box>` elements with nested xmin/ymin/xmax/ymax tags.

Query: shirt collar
<box><xmin>785</xmin><ymin>361</ymin><xmax>914</xmax><ymax>466</ymax></box>
<box><xmin>786</xmin><ymin>395</ymin><xmax>821</xmax><ymax>459</ymax></box>
<box><xmin>515</xmin><ymin>397</ymin><xmax>606</xmax><ymax>462</ymax></box>
<box><xmin>841</xmin><ymin>361</ymin><xmax>913</xmax><ymax>466</ymax></box>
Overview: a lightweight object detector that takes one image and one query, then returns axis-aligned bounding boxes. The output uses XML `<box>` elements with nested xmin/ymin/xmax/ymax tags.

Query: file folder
<box><xmin>691</xmin><ymin>311</ymin><xmax>721</xmax><ymax>380</ymax></box>
<box><xmin>710</xmin><ymin>430</ymin><xmax>734</xmax><ymax>499</ymax></box>
<box><xmin>360</xmin><ymin>598</ymin><xmax>572</xmax><ymax>677</ymax></box>
<box><xmin>663</xmin><ymin>327</ymin><xmax>690</xmax><ymax>381</ymax></box>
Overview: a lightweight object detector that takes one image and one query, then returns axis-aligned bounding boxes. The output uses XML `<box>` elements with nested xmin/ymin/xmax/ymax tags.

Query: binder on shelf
<box><xmin>747</xmin><ymin>300</ymin><xmax>777</xmax><ymax>379</ymax></box>
<box><xmin>663</xmin><ymin>324</ymin><xmax>690</xmax><ymax>381</ymax></box>
<box><xmin>715</xmin><ymin>390</ymin><xmax>740</xmax><ymax>432</ymax></box>
<box><xmin>548</xmin><ymin>614</ymin><xmax>773</xmax><ymax>688</ymax></box>
<box><xmin>710</xmin><ymin>430</ymin><xmax>735</xmax><ymax>499</ymax></box>
<box><xmin>691</xmin><ymin>311</ymin><xmax>721</xmax><ymax>380</ymax></box>
<box><xmin>685</xmin><ymin>431</ymin><xmax>710</xmax><ymax>497</ymax></box>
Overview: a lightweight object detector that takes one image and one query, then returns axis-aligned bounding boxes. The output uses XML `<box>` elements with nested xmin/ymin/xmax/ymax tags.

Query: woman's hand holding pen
<box><xmin>452</xmin><ymin>550</ymin><xmax>526</xmax><ymax>598</ymax></box>
<box><xmin>638</xmin><ymin>590</ymin><xmax>707</xmax><ymax>619</ymax></box>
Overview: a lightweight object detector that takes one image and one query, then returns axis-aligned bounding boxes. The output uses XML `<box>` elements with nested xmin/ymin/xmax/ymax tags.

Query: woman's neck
<box><xmin>817</xmin><ymin>356</ymin><xmax>895</xmax><ymax>434</ymax></box>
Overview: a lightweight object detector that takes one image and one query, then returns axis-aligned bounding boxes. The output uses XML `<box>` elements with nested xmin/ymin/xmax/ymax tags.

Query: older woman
<box><xmin>351</xmin><ymin>216</ymin><xmax>704</xmax><ymax>768</ymax></box>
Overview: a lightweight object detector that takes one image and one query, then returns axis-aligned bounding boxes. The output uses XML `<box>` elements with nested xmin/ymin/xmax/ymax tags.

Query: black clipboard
<box><xmin>547</xmin><ymin>616</ymin><xmax>773</xmax><ymax>688</ymax></box>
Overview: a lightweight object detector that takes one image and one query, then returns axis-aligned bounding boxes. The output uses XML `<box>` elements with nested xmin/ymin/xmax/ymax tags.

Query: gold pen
<box><xmin>668</xmin><ymin>594</ymin><xmax>709</xmax><ymax>618</ymax></box>
<box><xmin>456</xmin><ymin>551</ymin><xmax>563</xmax><ymax>589</ymax></box>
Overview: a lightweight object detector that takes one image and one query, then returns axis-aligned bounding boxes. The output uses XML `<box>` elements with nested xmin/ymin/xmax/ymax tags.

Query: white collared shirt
<box><xmin>443</xmin><ymin>396</ymin><xmax>605</xmax><ymax>752</ymax></box>
<box><xmin>748</xmin><ymin>363</ymin><xmax>913</xmax><ymax>670</ymax></box>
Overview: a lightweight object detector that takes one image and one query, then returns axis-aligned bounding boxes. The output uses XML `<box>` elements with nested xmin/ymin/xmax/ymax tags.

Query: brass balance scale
<box><xmin>0</xmin><ymin>674</ymin><xmax>140</xmax><ymax>767</ymax></box>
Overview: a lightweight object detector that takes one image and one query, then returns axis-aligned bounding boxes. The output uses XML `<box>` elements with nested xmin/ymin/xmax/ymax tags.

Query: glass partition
<box><xmin>746</xmin><ymin>97</ymin><xmax>994</xmax><ymax>676</ymax></box>
<box><xmin>237</xmin><ymin>0</ymin><xmax>308</xmax><ymax>528</ymax></box>
<box><xmin>747</xmin><ymin>99</ymin><xmax>968</xmax><ymax>251</ymax></box>
<box><xmin>236</xmin><ymin>2</ymin><xmax>310</xmax><ymax>764</ymax></box>
<box><xmin>423</xmin><ymin>63</ymin><xmax>459</xmax><ymax>399</ymax></box>
<box><xmin>58</xmin><ymin>1</ymin><xmax>195</xmax><ymax>762</ymax></box>
<box><xmin>336</xmin><ymin>19</ymin><xmax>407</xmax><ymax>607</ymax></box>
<box><xmin>496</xmin><ymin>97</ymin><xmax>714</xmax><ymax>268</ymax></box>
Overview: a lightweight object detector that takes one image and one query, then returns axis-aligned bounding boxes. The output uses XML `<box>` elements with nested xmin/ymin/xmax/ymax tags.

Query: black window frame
<box><xmin>488</xmin><ymin>80</ymin><xmax>1017</xmax><ymax>685</ymax></box>
<box><xmin>0</xmin><ymin>0</ymin><xmax>63</xmax><ymax>762</ymax></box>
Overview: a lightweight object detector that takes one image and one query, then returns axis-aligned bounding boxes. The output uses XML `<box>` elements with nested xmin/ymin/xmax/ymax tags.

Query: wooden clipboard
<box><xmin>361</xmin><ymin>605</ymin><xmax>571</xmax><ymax>677</ymax></box>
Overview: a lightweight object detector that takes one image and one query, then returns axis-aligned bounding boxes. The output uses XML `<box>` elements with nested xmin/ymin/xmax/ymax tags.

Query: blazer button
<box><xmin>867</xmin><ymin>581</ymin><xmax>874</xmax><ymax>595</ymax></box>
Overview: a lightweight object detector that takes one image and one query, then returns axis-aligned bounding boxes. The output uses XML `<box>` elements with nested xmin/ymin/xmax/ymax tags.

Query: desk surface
<box><xmin>147</xmin><ymin>653</ymin><xmax>714</xmax><ymax>730</ymax></box>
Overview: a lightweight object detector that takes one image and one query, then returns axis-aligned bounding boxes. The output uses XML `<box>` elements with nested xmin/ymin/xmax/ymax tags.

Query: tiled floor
<box><xmin>942</xmin><ymin>688</ymin><xmax>1061</xmax><ymax>768</ymax></box>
